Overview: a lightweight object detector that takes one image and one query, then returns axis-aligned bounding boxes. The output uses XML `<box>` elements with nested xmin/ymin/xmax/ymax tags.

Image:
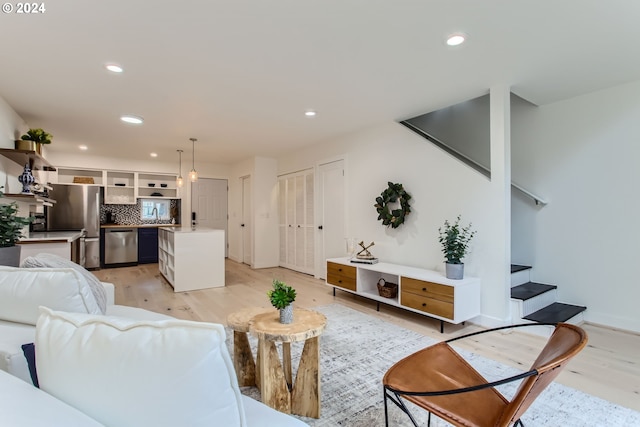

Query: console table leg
<box><xmin>440</xmin><ymin>320</ymin><xmax>444</xmax><ymax>334</ymax></box>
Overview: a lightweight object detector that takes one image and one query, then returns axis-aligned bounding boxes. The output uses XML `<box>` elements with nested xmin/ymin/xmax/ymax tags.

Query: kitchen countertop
<box><xmin>160</xmin><ymin>226</ymin><xmax>223</xmax><ymax>234</ymax></box>
<box><xmin>101</xmin><ymin>224</ymin><xmax>178</xmax><ymax>229</ymax></box>
<box><xmin>19</xmin><ymin>230</ymin><xmax>84</xmax><ymax>243</ymax></box>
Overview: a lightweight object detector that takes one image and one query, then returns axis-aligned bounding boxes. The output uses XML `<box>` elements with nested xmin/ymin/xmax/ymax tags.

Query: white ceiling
<box><xmin>1</xmin><ymin>0</ymin><xmax>640</xmax><ymax>165</ymax></box>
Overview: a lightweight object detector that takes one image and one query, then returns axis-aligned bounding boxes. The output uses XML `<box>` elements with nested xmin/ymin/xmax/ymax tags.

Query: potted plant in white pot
<box><xmin>0</xmin><ymin>186</ymin><xmax>33</xmax><ymax>266</ymax></box>
<box><xmin>438</xmin><ymin>215</ymin><xmax>476</xmax><ymax>279</ymax></box>
<box><xmin>267</xmin><ymin>279</ymin><xmax>297</xmax><ymax>324</ymax></box>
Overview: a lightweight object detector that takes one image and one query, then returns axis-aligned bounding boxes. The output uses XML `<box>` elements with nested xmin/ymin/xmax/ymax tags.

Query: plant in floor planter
<box><xmin>268</xmin><ymin>279</ymin><xmax>297</xmax><ymax>324</ymax></box>
<box><xmin>438</xmin><ymin>215</ymin><xmax>476</xmax><ymax>280</ymax></box>
<box><xmin>0</xmin><ymin>186</ymin><xmax>34</xmax><ymax>266</ymax></box>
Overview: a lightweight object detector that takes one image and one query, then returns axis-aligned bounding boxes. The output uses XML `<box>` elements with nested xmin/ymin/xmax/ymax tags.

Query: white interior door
<box><xmin>318</xmin><ymin>159</ymin><xmax>345</xmax><ymax>279</ymax></box>
<box><xmin>278</xmin><ymin>169</ymin><xmax>314</xmax><ymax>275</ymax></box>
<box><xmin>191</xmin><ymin>178</ymin><xmax>228</xmax><ymax>257</ymax></box>
<box><xmin>241</xmin><ymin>175</ymin><xmax>252</xmax><ymax>265</ymax></box>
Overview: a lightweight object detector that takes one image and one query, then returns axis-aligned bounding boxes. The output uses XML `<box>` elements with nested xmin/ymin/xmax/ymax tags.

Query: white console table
<box><xmin>326</xmin><ymin>258</ymin><xmax>481</xmax><ymax>332</ymax></box>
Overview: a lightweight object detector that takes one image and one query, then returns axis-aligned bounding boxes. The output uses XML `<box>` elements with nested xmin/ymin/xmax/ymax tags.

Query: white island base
<box><xmin>158</xmin><ymin>227</ymin><xmax>225</xmax><ymax>292</ymax></box>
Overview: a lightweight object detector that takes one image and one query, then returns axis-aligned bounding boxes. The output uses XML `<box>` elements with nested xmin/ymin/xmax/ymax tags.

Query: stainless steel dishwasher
<box><xmin>104</xmin><ymin>228</ymin><xmax>138</xmax><ymax>265</ymax></box>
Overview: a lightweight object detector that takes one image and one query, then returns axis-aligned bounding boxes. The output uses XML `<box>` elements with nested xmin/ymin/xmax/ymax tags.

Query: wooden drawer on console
<box><xmin>327</xmin><ymin>262</ymin><xmax>357</xmax><ymax>291</ymax></box>
<box><xmin>401</xmin><ymin>277</ymin><xmax>454</xmax><ymax>303</ymax></box>
<box><xmin>401</xmin><ymin>291</ymin><xmax>454</xmax><ymax>320</ymax></box>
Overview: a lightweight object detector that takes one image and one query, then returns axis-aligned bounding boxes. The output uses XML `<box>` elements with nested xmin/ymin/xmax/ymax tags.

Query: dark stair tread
<box><xmin>511</xmin><ymin>264</ymin><xmax>532</xmax><ymax>273</ymax></box>
<box><xmin>524</xmin><ymin>303</ymin><xmax>587</xmax><ymax>323</ymax></box>
<box><xmin>511</xmin><ymin>282</ymin><xmax>557</xmax><ymax>300</ymax></box>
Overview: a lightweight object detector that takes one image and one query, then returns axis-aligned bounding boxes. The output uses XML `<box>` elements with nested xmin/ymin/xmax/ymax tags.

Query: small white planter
<box><xmin>279</xmin><ymin>304</ymin><xmax>294</xmax><ymax>324</ymax></box>
<box><xmin>445</xmin><ymin>262</ymin><xmax>464</xmax><ymax>280</ymax></box>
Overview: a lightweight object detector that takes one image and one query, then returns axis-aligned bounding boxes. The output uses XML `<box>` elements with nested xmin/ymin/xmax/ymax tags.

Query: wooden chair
<box><xmin>383</xmin><ymin>323</ymin><xmax>588</xmax><ymax>427</ymax></box>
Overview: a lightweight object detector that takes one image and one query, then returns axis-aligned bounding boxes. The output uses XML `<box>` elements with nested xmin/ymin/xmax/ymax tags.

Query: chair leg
<box><xmin>514</xmin><ymin>420</ymin><xmax>524</xmax><ymax>427</ymax></box>
<box><xmin>384</xmin><ymin>389</ymin><xmax>390</xmax><ymax>427</ymax></box>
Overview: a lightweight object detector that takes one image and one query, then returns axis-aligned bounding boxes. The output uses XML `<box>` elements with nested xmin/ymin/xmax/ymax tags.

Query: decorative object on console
<box><xmin>345</xmin><ymin>237</ymin><xmax>357</xmax><ymax>259</ymax></box>
<box><xmin>376</xmin><ymin>278</ymin><xmax>398</xmax><ymax>298</ymax></box>
<box><xmin>189</xmin><ymin>137</ymin><xmax>198</xmax><ymax>182</ymax></box>
<box><xmin>19</xmin><ymin>128</ymin><xmax>53</xmax><ymax>154</ymax></box>
<box><xmin>0</xmin><ymin>186</ymin><xmax>33</xmax><ymax>266</ymax></box>
<box><xmin>351</xmin><ymin>241</ymin><xmax>378</xmax><ymax>264</ymax></box>
<box><xmin>438</xmin><ymin>215</ymin><xmax>476</xmax><ymax>279</ymax></box>
<box><xmin>18</xmin><ymin>163</ymin><xmax>35</xmax><ymax>194</ymax></box>
<box><xmin>267</xmin><ymin>279</ymin><xmax>296</xmax><ymax>324</ymax></box>
<box><xmin>374</xmin><ymin>182</ymin><xmax>411</xmax><ymax>229</ymax></box>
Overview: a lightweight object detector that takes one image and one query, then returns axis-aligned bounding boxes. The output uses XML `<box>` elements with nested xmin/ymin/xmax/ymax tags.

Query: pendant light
<box><xmin>176</xmin><ymin>149</ymin><xmax>184</xmax><ymax>188</ymax></box>
<box><xmin>189</xmin><ymin>137</ymin><xmax>198</xmax><ymax>182</ymax></box>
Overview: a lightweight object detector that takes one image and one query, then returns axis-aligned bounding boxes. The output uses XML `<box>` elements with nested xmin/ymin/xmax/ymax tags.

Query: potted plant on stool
<box><xmin>438</xmin><ymin>215</ymin><xmax>476</xmax><ymax>280</ymax></box>
<box><xmin>0</xmin><ymin>187</ymin><xmax>33</xmax><ymax>266</ymax></box>
<box><xmin>268</xmin><ymin>279</ymin><xmax>297</xmax><ymax>324</ymax></box>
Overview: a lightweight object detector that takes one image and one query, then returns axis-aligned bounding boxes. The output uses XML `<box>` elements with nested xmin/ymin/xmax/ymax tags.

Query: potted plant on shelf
<box><xmin>16</xmin><ymin>128</ymin><xmax>53</xmax><ymax>154</ymax></box>
<box><xmin>0</xmin><ymin>186</ymin><xmax>33</xmax><ymax>266</ymax></box>
<box><xmin>267</xmin><ymin>279</ymin><xmax>297</xmax><ymax>324</ymax></box>
<box><xmin>438</xmin><ymin>215</ymin><xmax>476</xmax><ymax>280</ymax></box>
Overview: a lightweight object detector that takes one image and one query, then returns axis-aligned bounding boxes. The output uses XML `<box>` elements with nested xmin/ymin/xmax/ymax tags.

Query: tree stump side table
<box><xmin>226</xmin><ymin>307</ymin><xmax>273</xmax><ymax>387</ymax></box>
<box><xmin>250</xmin><ymin>308</ymin><xmax>327</xmax><ymax>418</ymax></box>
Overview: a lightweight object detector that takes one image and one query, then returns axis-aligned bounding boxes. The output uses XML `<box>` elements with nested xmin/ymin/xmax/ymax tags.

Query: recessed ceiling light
<box><xmin>305</xmin><ymin>110</ymin><xmax>317</xmax><ymax>117</ymax></box>
<box><xmin>78</xmin><ymin>145</ymin><xmax>88</xmax><ymax>151</ymax></box>
<box><xmin>446</xmin><ymin>33</ymin><xmax>467</xmax><ymax>46</ymax></box>
<box><xmin>105</xmin><ymin>63</ymin><xmax>124</xmax><ymax>73</ymax></box>
<box><xmin>150</xmin><ymin>152</ymin><xmax>158</xmax><ymax>158</ymax></box>
<box><xmin>120</xmin><ymin>115</ymin><xmax>144</xmax><ymax>124</ymax></box>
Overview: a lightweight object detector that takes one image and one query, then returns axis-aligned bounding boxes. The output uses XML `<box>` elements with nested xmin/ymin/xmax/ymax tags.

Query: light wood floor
<box><xmin>93</xmin><ymin>260</ymin><xmax>640</xmax><ymax>412</ymax></box>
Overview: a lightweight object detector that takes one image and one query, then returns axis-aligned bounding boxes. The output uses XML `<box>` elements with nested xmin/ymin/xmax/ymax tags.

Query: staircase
<box><xmin>510</xmin><ymin>265</ymin><xmax>586</xmax><ymax>336</ymax></box>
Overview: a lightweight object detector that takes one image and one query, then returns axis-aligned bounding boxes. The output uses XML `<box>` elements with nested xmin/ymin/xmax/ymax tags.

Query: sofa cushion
<box><xmin>35</xmin><ymin>307</ymin><xmax>247</xmax><ymax>427</ymax></box>
<box><xmin>0</xmin><ymin>266</ymin><xmax>102</xmax><ymax>325</ymax></box>
<box><xmin>0</xmin><ymin>369</ymin><xmax>105</xmax><ymax>427</ymax></box>
<box><xmin>21</xmin><ymin>253</ymin><xmax>107</xmax><ymax>314</ymax></box>
<box><xmin>0</xmin><ymin>319</ymin><xmax>35</xmax><ymax>383</ymax></box>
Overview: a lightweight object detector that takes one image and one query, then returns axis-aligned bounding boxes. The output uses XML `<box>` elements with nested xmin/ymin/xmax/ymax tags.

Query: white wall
<box><xmin>228</xmin><ymin>157</ymin><xmax>279</xmax><ymax>268</ymax></box>
<box><xmin>512</xmin><ymin>79</ymin><xmax>640</xmax><ymax>333</ymax></box>
<box><xmin>278</xmin><ymin>119</ymin><xmax>511</xmax><ymax>325</ymax></box>
<box><xmin>0</xmin><ymin>95</ymin><xmax>28</xmax><ymax>193</ymax></box>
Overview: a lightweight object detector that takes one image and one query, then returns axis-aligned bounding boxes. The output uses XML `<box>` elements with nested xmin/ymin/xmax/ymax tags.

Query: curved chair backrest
<box><xmin>499</xmin><ymin>323</ymin><xmax>588</xmax><ymax>425</ymax></box>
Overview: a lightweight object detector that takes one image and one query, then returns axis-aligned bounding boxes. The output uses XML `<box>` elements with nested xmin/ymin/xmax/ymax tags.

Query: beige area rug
<box><xmin>227</xmin><ymin>304</ymin><xmax>640</xmax><ymax>426</ymax></box>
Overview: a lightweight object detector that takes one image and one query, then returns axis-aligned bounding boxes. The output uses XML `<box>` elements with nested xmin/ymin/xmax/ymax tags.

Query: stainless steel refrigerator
<box><xmin>46</xmin><ymin>184</ymin><xmax>101</xmax><ymax>269</ymax></box>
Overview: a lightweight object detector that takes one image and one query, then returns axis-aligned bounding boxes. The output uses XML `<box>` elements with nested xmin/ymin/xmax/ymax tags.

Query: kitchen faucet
<box><xmin>151</xmin><ymin>207</ymin><xmax>159</xmax><ymax>221</ymax></box>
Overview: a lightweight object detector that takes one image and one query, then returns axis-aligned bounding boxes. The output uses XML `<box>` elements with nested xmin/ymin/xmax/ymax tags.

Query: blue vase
<box><xmin>18</xmin><ymin>163</ymin><xmax>35</xmax><ymax>194</ymax></box>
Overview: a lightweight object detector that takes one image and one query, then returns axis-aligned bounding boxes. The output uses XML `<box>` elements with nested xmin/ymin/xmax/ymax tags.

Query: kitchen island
<box><xmin>158</xmin><ymin>226</ymin><xmax>225</xmax><ymax>292</ymax></box>
<box><xmin>17</xmin><ymin>230</ymin><xmax>84</xmax><ymax>264</ymax></box>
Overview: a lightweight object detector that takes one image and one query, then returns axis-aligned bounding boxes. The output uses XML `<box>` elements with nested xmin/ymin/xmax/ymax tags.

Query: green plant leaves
<box><xmin>438</xmin><ymin>215</ymin><xmax>476</xmax><ymax>264</ymax></box>
<box><xmin>267</xmin><ymin>279</ymin><xmax>297</xmax><ymax>309</ymax></box>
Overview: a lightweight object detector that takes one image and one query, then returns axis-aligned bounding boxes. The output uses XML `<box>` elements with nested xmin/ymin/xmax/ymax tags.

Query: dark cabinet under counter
<box><xmin>138</xmin><ymin>227</ymin><xmax>159</xmax><ymax>264</ymax></box>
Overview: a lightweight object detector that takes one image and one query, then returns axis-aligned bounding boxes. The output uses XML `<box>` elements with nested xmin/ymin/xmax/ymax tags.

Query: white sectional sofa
<box><xmin>0</xmin><ymin>264</ymin><xmax>308</xmax><ymax>427</ymax></box>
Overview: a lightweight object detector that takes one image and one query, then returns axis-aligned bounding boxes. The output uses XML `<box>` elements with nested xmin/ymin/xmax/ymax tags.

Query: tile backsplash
<box><xmin>101</xmin><ymin>199</ymin><xmax>180</xmax><ymax>225</ymax></box>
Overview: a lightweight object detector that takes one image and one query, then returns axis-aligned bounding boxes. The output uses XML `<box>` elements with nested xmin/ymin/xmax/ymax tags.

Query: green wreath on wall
<box><xmin>374</xmin><ymin>182</ymin><xmax>412</xmax><ymax>229</ymax></box>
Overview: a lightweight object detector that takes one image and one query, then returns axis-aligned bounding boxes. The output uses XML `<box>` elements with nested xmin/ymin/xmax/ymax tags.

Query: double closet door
<box><xmin>278</xmin><ymin>169</ymin><xmax>314</xmax><ymax>275</ymax></box>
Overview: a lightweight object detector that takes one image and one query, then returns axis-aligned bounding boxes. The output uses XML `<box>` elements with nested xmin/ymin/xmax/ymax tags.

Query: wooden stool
<box><xmin>227</xmin><ymin>307</ymin><xmax>272</xmax><ymax>387</ymax></box>
<box><xmin>250</xmin><ymin>308</ymin><xmax>327</xmax><ymax>418</ymax></box>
